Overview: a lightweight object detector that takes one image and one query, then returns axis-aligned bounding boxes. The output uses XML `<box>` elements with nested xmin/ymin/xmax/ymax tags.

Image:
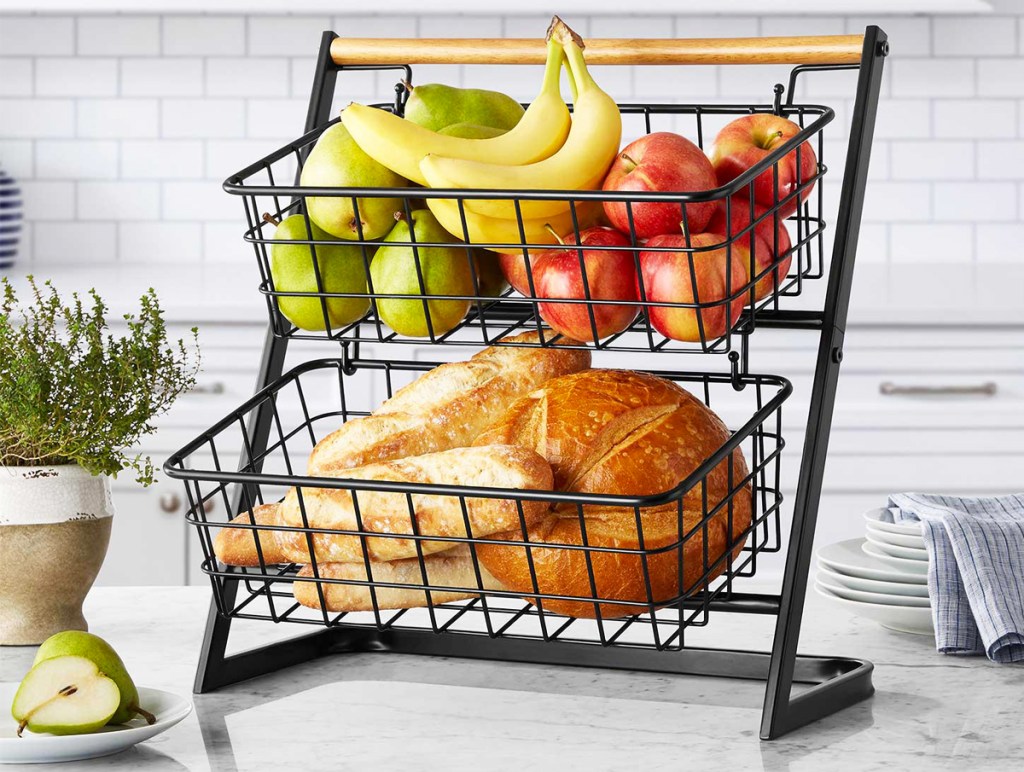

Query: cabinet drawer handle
<box><xmin>159</xmin><ymin>493</ymin><xmax>181</xmax><ymax>513</ymax></box>
<box><xmin>879</xmin><ymin>381</ymin><xmax>997</xmax><ymax>397</ymax></box>
<box><xmin>187</xmin><ymin>381</ymin><xmax>225</xmax><ymax>395</ymax></box>
<box><xmin>159</xmin><ymin>493</ymin><xmax>215</xmax><ymax>514</ymax></box>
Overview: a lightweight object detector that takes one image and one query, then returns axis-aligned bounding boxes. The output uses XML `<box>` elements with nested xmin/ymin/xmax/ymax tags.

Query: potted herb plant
<box><xmin>0</xmin><ymin>277</ymin><xmax>199</xmax><ymax>645</ymax></box>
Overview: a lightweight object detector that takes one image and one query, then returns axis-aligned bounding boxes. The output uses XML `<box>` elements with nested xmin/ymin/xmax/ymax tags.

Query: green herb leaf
<box><xmin>0</xmin><ymin>277</ymin><xmax>200</xmax><ymax>486</ymax></box>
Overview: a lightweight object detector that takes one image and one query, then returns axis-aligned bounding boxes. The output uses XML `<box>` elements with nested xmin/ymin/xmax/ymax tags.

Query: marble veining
<box><xmin>1</xmin><ymin>584</ymin><xmax>1022</xmax><ymax>771</ymax></box>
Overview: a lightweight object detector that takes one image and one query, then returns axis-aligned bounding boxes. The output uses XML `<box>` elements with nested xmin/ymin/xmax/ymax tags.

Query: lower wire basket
<box><xmin>165</xmin><ymin>357</ymin><xmax>790</xmax><ymax>653</ymax></box>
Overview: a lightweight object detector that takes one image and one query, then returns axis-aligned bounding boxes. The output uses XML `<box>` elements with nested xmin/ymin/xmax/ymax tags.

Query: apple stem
<box><xmin>262</xmin><ymin>213</ymin><xmax>281</xmax><ymax>227</ymax></box>
<box><xmin>619</xmin><ymin>153</ymin><xmax>638</xmax><ymax>172</ymax></box>
<box><xmin>764</xmin><ymin>130</ymin><xmax>785</xmax><ymax>149</ymax></box>
<box><xmin>132</xmin><ymin>703</ymin><xmax>157</xmax><ymax>726</ymax></box>
<box><xmin>542</xmin><ymin>224</ymin><xmax>566</xmax><ymax>246</ymax></box>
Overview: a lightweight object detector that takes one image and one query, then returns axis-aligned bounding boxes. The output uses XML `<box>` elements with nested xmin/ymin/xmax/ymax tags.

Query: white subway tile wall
<box><xmin>0</xmin><ymin>12</ymin><xmax>1017</xmax><ymax>312</ymax></box>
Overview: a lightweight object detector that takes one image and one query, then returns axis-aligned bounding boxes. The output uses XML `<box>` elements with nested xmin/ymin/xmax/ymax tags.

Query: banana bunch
<box><xmin>341</xmin><ymin>39</ymin><xmax>570</xmax><ymax>187</ymax></box>
<box><xmin>342</xmin><ymin>18</ymin><xmax>621</xmax><ymax>255</ymax></box>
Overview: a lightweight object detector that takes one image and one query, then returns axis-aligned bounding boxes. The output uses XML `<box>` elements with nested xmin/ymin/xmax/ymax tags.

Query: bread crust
<box><xmin>277</xmin><ymin>444</ymin><xmax>554</xmax><ymax>563</ymax></box>
<box><xmin>213</xmin><ymin>503</ymin><xmax>289</xmax><ymax>567</ymax></box>
<box><xmin>292</xmin><ymin>546</ymin><xmax>503</xmax><ymax>612</ymax></box>
<box><xmin>307</xmin><ymin>331</ymin><xmax>590</xmax><ymax>475</ymax></box>
<box><xmin>474</xmin><ymin>369</ymin><xmax>751</xmax><ymax>618</ymax></box>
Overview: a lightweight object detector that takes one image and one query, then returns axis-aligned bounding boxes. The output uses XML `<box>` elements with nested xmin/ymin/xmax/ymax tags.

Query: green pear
<box><xmin>370</xmin><ymin>210</ymin><xmax>474</xmax><ymax>337</ymax></box>
<box><xmin>472</xmin><ymin>250</ymin><xmax>509</xmax><ymax>299</ymax></box>
<box><xmin>33</xmin><ymin>631</ymin><xmax>154</xmax><ymax>727</ymax></box>
<box><xmin>437</xmin><ymin>122</ymin><xmax>507</xmax><ymax>139</ymax></box>
<box><xmin>12</xmin><ymin>655</ymin><xmax>120</xmax><ymax>737</ymax></box>
<box><xmin>267</xmin><ymin>214</ymin><xmax>370</xmax><ymax>331</ymax></box>
<box><xmin>300</xmin><ymin>122</ymin><xmax>409</xmax><ymax>240</ymax></box>
<box><xmin>404</xmin><ymin>83</ymin><xmax>524</xmax><ymax>133</ymax></box>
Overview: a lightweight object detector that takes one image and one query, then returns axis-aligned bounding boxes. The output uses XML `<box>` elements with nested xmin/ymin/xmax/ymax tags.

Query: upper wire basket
<box><xmin>225</xmin><ymin>87</ymin><xmax>833</xmax><ymax>355</ymax></box>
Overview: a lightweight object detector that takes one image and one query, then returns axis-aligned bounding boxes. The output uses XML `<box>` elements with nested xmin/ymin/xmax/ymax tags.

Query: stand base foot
<box><xmin>195</xmin><ymin>623</ymin><xmax>873</xmax><ymax>740</ymax></box>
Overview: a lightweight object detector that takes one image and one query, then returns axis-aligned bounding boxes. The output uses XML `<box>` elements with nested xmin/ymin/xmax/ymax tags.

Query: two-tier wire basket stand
<box><xmin>165</xmin><ymin>26</ymin><xmax>887</xmax><ymax>741</ymax></box>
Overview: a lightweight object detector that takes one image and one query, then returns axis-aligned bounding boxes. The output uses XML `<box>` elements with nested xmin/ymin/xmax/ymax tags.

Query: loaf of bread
<box><xmin>292</xmin><ymin>546</ymin><xmax>503</xmax><ymax>612</ymax></box>
<box><xmin>276</xmin><ymin>444</ymin><xmax>553</xmax><ymax>564</ymax></box>
<box><xmin>306</xmin><ymin>331</ymin><xmax>590</xmax><ymax>475</ymax></box>
<box><xmin>213</xmin><ymin>503</ymin><xmax>289</xmax><ymax>567</ymax></box>
<box><xmin>473</xmin><ymin>369</ymin><xmax>751</xmax><ymax>619</ymax></box>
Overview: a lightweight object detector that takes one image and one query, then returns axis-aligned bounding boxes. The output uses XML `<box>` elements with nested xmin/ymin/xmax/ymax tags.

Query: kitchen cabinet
<box><xmin>96</xmin><ymin>319</ymin><xmax>1023</xmax><ymax>586</ymax></box>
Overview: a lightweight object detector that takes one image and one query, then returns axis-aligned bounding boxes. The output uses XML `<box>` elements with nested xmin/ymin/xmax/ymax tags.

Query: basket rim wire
<box><xmin>166</xmin><ymin>356</ymin><xmax>788</xmax><ymax>650</ymax></box>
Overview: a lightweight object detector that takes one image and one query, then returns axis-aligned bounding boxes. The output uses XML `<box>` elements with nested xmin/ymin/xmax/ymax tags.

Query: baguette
<box><xmin>277</xmin><ymin>444</ymin><xmax>553</xmax><ymax>564</ymax></box>
<box><xmin>213</xmin><ymin>503</ymin><xmax>289</xmax><ymax>567</ymax></box>
<box><xmin>306</xmin><ymin>331</ymin><xmax>590</xmax><ymax>475</ymax></box>
<box><xmin>292</xmin><ymin>546</ymin><xmax>503</xmax><ymax>612</ymax></box>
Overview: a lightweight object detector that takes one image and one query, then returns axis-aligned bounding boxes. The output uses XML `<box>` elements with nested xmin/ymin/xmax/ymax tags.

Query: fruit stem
<box><xmin>547</xmin><ymin>16</ymin><xmax>585</xmax><ymax>50</ymax></box>
<box><xmin>620</xmin><ymin>153</ymin><xmax>638</xmax><ymax>172</ymax></box>
<box><xmin>132</xmin><ymin>702</ymin><xmax>157</xmax><ymax>726</ymax></box>
<box><xmin>560</xmin><ymin>37</ymin><xmax>596</xmax><ymax>95</ymax></box>
<box><xmin>262</xmin><ymin>213</ymin><xmax>281</xmax><ymax>227</ymax></box>
<box><xmin>541</xmin><ymin>39</ymin><xmax>565</xmax><ymax>97</ymax></box>
<box><xmin>761</xmin><ymin>130</ymin><xmax>785</xmax><ymax>150</ymax></box>
<box><xmin>16</xmin><ymin>720</ymin><xmax>26</xmax><ymax>738</ymax></box>
<box><xmin>543</xmin><ymin>224</ymin><xmax>566</xmax><ymax>246</ymax></box>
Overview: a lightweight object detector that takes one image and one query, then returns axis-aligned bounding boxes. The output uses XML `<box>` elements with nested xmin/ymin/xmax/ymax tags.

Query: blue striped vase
<box><xmin>0</xmin><ymin>167</ymin><xmax>22</xmax><ymax>271</ymax></box>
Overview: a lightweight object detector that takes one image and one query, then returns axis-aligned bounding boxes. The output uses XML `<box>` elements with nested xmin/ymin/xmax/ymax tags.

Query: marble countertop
<box><xmin>2</xmin><ymin>585</ymin><xmax>1022</xmax><ymax>771</ymax></box>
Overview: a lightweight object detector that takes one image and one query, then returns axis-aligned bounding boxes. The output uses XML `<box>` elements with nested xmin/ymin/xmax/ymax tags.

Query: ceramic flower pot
<box><xmin>0</xmin><ymin>465</ymin><xmax>113</xmax><ymax>645</ymax></box>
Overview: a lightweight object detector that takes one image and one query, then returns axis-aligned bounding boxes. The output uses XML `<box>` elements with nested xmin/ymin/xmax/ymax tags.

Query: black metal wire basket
<box><xmin>164</xmin><ymin>26</ymin><xmax>888</xmax><ymax>741</ymax></box>
<box><xmin>165</xmin><ymin>358</ymin><xmax>789</xmax><ymax>649</ymax></box>
<box><xmin>228</xmin><ymin>100</ymin><xmax>830</xmax><ymax>355</ymax></box>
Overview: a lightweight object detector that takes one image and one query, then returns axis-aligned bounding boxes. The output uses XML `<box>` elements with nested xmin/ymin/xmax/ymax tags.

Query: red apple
<box><xmin>533</xmin><ymin>226</ymin><xmax>639</xmax><ymax>342</ymax></box>
<box><xmin>638</xmin><ymin>232</ymin><xmax>747</xmax><ymax>343</ymax></box>
<box><xmin>601</xmin><ymin>132</ymin><xmax>718</xmax><ymax>240</ymax></box>
<box><xmin>704</xmin><ymin>201</ymin><xmax>792</xmax><ymax>301</ymax></box>
<box><xmin>709</xmin><ymin>115</ymin><xmax>817</xmax><ymax>219</ymax></box>
<box><xmin>499</xmin><ymin>252</ymin><xmax>538</xmax><ymax>296</ymax></box>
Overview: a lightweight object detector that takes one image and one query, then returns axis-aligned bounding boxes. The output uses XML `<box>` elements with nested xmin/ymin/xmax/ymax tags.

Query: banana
<box><xmin>340</xmin><ymin>40</ymin><xmax>570</xmax><ymax>186</ymax></box>
<box><xmin>425</xmin><ymin>197</ymin><xmax>602</xmax><ymax>256</ymax></box>
<box><xmin>420</xmin><ymin>26</ymin><xmax>622</xmax><ymax>222</ymax></box>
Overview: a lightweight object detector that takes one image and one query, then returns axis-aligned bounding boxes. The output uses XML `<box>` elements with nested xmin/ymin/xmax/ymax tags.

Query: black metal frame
<box><xmin>165</xmin><ymin>26</ymin><xmax>887</xmax><ymax>741</ymax></box>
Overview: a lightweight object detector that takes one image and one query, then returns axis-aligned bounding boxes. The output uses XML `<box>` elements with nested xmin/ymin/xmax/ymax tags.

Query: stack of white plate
<box><xmin>814</xmin><ymin>507</ymin><xmax>933</xmax><ymax>635</ymax></box>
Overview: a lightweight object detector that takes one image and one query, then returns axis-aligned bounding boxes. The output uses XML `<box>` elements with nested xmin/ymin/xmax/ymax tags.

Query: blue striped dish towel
<box><xmin>886</xmin><ymin>493</ymin><xmax>1024</xmax><ymax>663</ymax></box>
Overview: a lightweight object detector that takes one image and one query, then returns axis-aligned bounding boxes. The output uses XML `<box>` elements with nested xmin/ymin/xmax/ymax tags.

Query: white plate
<box><xmin>0</xmin><ymin>686</ymin><xmax>191</xmax><ymax>765</ymax></box>
<box><xmin>863</xmin><ymin>506</ymin><xmax>924</xmax><ymax>537</ymax></box>
<box><xmin>815</xmin><ymin>575</ymin><xmax>931</xmax><ymax>608</ymax></box>
<box><xmin>864</xmin><ymin>520</ymin><xmax>926</xmax><ymax>550</ymax></box>
<box><xmin>864</xmin><ymin>531</ymin><xmax>929</xmax><ymax>561</ymax></box>
<box><xmin>817</xmin><ymin>538</ymin><xmax>928</xmax><ymax>584</ymax></box>
<box><xmin>862</xmin><ymin>541</ymin><xmax>930</xmax><ymax>575</ymax></box>
<box><xmin>817</xmin><ymin>563</ymin><xmax>929</xmax><ymax>598</ymax></box>
<box><xmin>815</xmin><ymin>584</ymin><xmax>934</xmax><ymax>635</ymax></box>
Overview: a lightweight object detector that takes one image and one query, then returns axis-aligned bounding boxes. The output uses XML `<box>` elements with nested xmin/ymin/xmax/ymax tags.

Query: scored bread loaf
<box><xmin>306</xmin><ymin>331</ymin><xmax>590</xmax><ymax>475</ymax></box>
<box><xmin>292</xmin><ymin>546</ymin><xmax>503</xmax><ymax>612</ymax></box>
<box><xmin>473</xmin><ymin>369</ymin><xmax>751</xmax><ymax>619</ymax></box>
<box><xmin>277</xmin><ymin>444</ymin><xmax>553</xmax><ymax>564</ymax></box>
<box><xmin>213</xmin><ymin>503</ymin><xmax>289</xmax><ymax>567</ymax></box>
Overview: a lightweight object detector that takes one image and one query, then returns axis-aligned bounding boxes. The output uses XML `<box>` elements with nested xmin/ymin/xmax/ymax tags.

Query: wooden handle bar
<box><xmin>330</xmin><ymin>35</ymin><xmax>865</xmax><ymax>67</ymax></box>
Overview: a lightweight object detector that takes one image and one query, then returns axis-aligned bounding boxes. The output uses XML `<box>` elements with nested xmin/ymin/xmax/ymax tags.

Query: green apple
<box><xmin>370</xmin><ymin>210</ymin><xmax>474</xmax><ymax>337</ymax></box>
<box><xmin>404</xmin><ymin>83</ymin><xmax>524</xmax><ymax>133</ymax></box>
<box><xmin>267</xmin><ymin>214</ymin><xmax>370</xmax><ymax>331</ymax></box>
<box><xmin>33</xmin><ymin>631</ymin><xmax>154</xmax><ymax>727</ymax></box>
<box><xmin>437</xmin><ymin>122</ymin><xmax>507</xmax><ymax>139</ymax></box>
<box><xmin>12</xmin><ymin>655</ymin><xmax>120</xmax><ymax>737</ymax></box>
<box><xmin>299</xmin><ymin>122</ymin><xmax>409</xmax><ymax>240</ymax></box>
